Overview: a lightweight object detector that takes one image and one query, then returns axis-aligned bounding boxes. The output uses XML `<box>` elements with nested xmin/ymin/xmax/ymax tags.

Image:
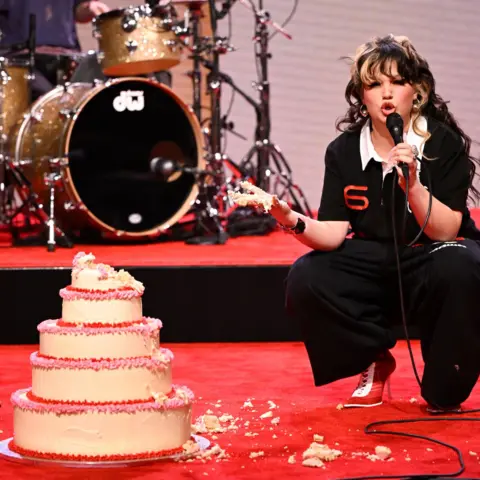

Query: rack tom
<box><xmin>93</xmin><ymin>5</ymin><xmax>183</xmax><ymax>76</ymax></box>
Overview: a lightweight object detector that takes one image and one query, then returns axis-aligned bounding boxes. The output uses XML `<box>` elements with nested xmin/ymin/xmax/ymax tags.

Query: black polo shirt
<box><xmin>317</xmin><ymin>117</ymin><xmax>472</xmax><ymax>243</ymax></box>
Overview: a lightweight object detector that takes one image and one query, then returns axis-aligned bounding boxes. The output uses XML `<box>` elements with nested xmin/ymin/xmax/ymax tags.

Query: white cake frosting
<box><xmin>10</xmin><ymin>253</ymin><xmax>194</xmax><ymax>460</ymax></box>
<box><xmin>61</xmin><ymin>297</ymin><xmax>143</xmax><ymax>325</ymax></box>
<box><xmin>71</xmin><ymin>252</ymin><xmax>145</xmax><ymax>293</ymax></box>
<box><xmin>12</xmin><ymin>389</ymin><xmax>193</xmax><ymax>457</ymax></box>
<box><xmin>31</xmin><ymin>351</ymin><xmax>173</xmax><ymax>403</ymax></box>
<box><xmin>60</xmin><ymin>252</ymin><xmax>145</xmax><ymax>325</ymax></box>
<box><xmin>38</xmin><ymin>318</ymin><xmax>162</xmax><ymax>359</ymax></box>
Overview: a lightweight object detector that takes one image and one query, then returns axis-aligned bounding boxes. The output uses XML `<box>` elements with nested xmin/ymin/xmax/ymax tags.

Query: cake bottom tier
<box><xmin>11</xmin><ymin>387</ymin><xmax>194</xmax><ymax>460</ymax></box>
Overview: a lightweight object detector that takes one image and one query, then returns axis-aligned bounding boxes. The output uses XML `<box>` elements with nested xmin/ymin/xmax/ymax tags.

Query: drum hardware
<box><xmin>27</xmin><ymin>13</ymin><xmax>36</xmax><ymax>91</ymax></box>
<box><xmin>0</xmin><ymin>153</ymin><xmax>73</xmax><ymax>251</ymax></box>
<box><xmin>11</xmin><ymin>156</ymin><xmax>70</xmax><ymax>169</ymax></box>
<box><xmin>0</xmin><ymin>144</ymin><xmax>9</xmax><ymax>225</ymax></box>
<box><xmin>44</xmin><ymin>169</ymin><xmax>68</xmax><ymax>252</ymax></box>
<box><xmin>173</xmin><ymin>0</ymin><xmax>238</xmax><ymax>245</ymax></box>
<box><xmin>63</xmin><ymin>201</ymin><xmax>81</xmax><ymax>212</ymax></box>
<box><xmin>125</xmin><ymin>40</ymin><xmax>138</xmax><ymax>54</ymax></box>
<box><xmin>229</xmin><ymin>0</ymin><xmax>312</xmax><ymax>217</ymax></box>
<box><xmin>122</xmin><ymin>13</ymin><xmax>138</xmax><ymax>33</ymax></box>
<box><xmin>184</xmin><ymin>1</ymin><xmax>207</xmax><ymax>123</ymax></box>
<box><xmin>150</xmin><ymin>155</ymin><xmax>228</xmax><ymax>244</ymax></box>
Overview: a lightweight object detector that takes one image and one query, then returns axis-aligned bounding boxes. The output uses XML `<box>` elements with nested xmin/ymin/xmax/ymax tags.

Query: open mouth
<box><xmin>381</xmin><ymin>102</ymin><xmax>395</xmax><ymax>116</ymax></box>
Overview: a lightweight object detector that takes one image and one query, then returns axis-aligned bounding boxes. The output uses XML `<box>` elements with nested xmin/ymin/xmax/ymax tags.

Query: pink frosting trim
<box><xmin>12</xmin><ymin>386</ymin><xmax>194</xmax><ymax>413</ymax></box>
<box><xmin>30</xmin><ymin>349</ymin><xmax>173</xmax><ymax>370</ymax></box>
<box><xmin>38</xmin><ymin>318</ymin><xmax>163</xmax><ymax>336</ymax></box>
<box><xmin>60</xmin><ymin>287</ymin><xmax>141</xmax><ymax>301</ymax></box>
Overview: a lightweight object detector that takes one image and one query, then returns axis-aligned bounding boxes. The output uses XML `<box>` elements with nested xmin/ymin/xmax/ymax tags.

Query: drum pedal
<box><xmin>3</xmin><ymin>158</ymin><xmax>73</xmax><ymax>252</ymax></box>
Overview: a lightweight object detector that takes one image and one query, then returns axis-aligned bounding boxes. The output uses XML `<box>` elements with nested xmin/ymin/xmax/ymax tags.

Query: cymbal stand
<box><xmin>237</xmin><ymin>0</ymin><xmax>312</xmax><ymax>216</ymax></box>
<box><xmin>180</xmin><ymin>0</ymin><xmax>236</xmax><ymax>245</ymax></box>
<box><xmin>184</xmin><ymin>1</ymin><xmax>205</xmax><ymax>123</ymax></box>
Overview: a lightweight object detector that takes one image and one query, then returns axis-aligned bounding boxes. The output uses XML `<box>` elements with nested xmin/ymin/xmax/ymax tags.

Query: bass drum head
<box><xmin>66</xmin><ymin>78</ymin><xmax>203</xmax><ymax>236</ymax></box>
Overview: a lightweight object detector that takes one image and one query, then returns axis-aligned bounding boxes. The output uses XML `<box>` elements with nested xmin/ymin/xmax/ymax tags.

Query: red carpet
<box><xmin>0</xmin><ymin>341</ymin><xmax>479</xmax><ymax>479</ymax></box>
<box><xmin>0</xmin><ymin>230</ymin><xmax>310</xmax><ymax>268</ymax></box>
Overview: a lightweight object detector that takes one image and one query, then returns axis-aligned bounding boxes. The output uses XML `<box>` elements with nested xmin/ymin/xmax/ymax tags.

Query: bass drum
<box><xmin>9</xmin><ymin>77</ymin><xmax>204</xmax><ymax>239</ymax></box>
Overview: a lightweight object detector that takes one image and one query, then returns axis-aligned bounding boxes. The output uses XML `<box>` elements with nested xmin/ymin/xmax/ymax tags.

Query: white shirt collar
<box><xmin>360</xmin><ymin>115</ymin><xmax>427</xmax><ymax>172</ymax></box>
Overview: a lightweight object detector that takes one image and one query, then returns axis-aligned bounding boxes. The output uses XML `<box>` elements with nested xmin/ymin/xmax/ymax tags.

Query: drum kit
<box><xmin>0</xmin><ymin>0</ymin><xmax>311</xmax><ymax>251</ymax></box>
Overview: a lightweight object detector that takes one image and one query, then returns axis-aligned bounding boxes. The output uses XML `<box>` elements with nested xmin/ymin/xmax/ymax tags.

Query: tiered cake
<box><xmin>9</xmin><ymin>252</ymin><xmax>194</xmax><ymax>461</ymax></box>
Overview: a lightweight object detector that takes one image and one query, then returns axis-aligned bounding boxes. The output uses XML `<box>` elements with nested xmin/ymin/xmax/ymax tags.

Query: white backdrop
<box><xmin>77</xmin><ymin>0</ymin><xmax>480</xmax><ymax>208</ymax></box>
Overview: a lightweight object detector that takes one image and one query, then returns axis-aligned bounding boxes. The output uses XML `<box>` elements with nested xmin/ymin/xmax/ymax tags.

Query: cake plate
<box><xmin>0</xmin><ymin>435</ymin><xmax>210</xmax><ymax>468</ymax></box>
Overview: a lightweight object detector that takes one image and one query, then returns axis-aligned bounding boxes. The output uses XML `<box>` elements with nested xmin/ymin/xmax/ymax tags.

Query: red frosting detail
<box><xmin>65</xmin><ymin>285</ymin><xmax>136</xmax><ymax>293</ymax></box>
<box><xmin>12</xmin><ymin>386</ymin><xmax>194</xmax><ymax>414</ymax></box>
<box><xmin>56</xmin><ymin>319</ymin><xmax>147</xmax><ymax>328</ymax></box>
<box><xmin>36</xmin><ymin>353</ymin><xmax>151</xmax><ymax>362</ymax></box>
<box><xmin>59</xmin><ymin>285</ymin><xmax>142</xmax><ymax>301</ymax></box>
<box><xmin>30</xmin><ymin>349</ymin><xmax>173</xmax><ymax>371</ymax></box>
<box><xmin>25</xmin><ymin>389</ymin><xmax>174</xmax><ymax>406</ymax></box>
<box><xmin>8</xmin><ymin>439</ymin><xmax>187</xmax><ymax>462</ymax></box>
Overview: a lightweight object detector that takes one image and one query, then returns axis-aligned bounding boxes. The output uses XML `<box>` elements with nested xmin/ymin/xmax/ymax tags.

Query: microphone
<box><xmin>150</xmin><ymin>157</ymin><xmax>177</xmax><ymax>179</ymax></box>
<box><xmin>386</xmin><ymin>112</ymin><xmax>409</xmax><ymax>180</ymax></box>
<box><xmin>150</xmin><ymin>157</ymin><xmax>199</xmax><ymax>181</ymax></box>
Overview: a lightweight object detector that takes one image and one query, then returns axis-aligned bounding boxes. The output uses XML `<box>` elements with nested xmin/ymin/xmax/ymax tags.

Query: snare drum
<box><xmin>93</xmin><ymin>5</ymin><xmax>183</xmax><ymax>76</ymax></box>
<box><xmin>9</xmin><ymin>77</ymin><xmax>204</xmax><ymax>238</ymax></box>
<box><xmin>0</xmin><ymin>58</ymin><xmax>30</xmax><ymax>140</ymax></box>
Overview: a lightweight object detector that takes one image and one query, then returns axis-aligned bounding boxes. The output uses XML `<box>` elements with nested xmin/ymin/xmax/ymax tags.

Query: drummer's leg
<box><xmin>30</xmin><ymin>69</ymin><xmax>54</xmax><ymax>102</ymax></box>
<box><xmin>30</xmin><ymin>55</ymin><xmax>62</xmax><ymax>101</ymax></box>
<box><xmin>70</xmin><ymin>51</ymin><xmax>106</xmax><ymax>84</ymax></box>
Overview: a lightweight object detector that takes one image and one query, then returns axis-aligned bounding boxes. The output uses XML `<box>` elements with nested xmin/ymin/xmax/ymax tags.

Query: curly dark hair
<box><xmin>336</xmin><ymin>34</ymin><xmax>479</xmax><ymax>201</ymax></box>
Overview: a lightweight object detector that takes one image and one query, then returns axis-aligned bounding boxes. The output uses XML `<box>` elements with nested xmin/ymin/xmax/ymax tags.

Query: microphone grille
<box><xmin>386</xmin><ymin>112</ymin><xmax>403</xmax><ymax>130</ymax></box>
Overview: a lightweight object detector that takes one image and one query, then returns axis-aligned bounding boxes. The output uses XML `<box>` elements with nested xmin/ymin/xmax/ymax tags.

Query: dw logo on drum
<box><xmin>113</xmin><ymin>91</ymin><xmax>145</xmax><ymax>112</ymax></box>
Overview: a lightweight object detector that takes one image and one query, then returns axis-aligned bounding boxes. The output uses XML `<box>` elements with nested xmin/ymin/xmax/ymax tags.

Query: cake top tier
<box><xmin>71</xmin><ymin>252</ymin><xmax>144</xmax><ymax>293</ymax></box>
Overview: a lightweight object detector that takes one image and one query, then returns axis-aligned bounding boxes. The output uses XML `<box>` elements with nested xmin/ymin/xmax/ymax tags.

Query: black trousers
<box><xmin>285</xmin><ymin>238</ymin><xmax>480</xmax><ymax>408</ymax></box>
<box><xmin>30</xmin><ymin>53</ymin><xmax>83</xmax><ymax>102</ymax></box>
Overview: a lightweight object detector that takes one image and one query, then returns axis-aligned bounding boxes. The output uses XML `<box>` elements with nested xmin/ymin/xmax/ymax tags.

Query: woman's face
<box><xmin>361</xmin><ymin>62</ymin><xmax>417</xmax><ymax>131</ymax></box>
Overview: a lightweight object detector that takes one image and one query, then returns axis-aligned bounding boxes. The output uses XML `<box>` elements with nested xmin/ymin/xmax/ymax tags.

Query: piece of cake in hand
<box><xmin>9</xmin><ymin>252</ymin><xmax>195</xmax><ymax>462</ymax></box>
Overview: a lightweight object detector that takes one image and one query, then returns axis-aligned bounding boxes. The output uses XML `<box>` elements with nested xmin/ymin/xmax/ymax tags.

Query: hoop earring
<box><xmin>412</xmin><ymin>94</ymin><xmax>423</xmax><ymax>112</ymax></box>
<box><xmin>360</xmin><ymin>104</ymin><xmax>369</xmax><ymax>117</ymax></box>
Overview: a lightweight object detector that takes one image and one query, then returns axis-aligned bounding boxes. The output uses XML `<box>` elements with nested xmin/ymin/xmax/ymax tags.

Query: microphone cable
<box><xmin>405</xmin><ymin>156</ymin><xmax>433</xmax><ymax>247</ymax></box>
<box><xmin>336</xmin><ymin>161</ymin><xmax>480</xmax><ymax>480</ymax></box>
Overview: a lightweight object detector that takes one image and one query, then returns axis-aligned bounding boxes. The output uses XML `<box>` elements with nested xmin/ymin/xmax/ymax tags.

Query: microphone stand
<box><xmin>207</xmin><ymin>0</ymin><xmax>312</xmax><ymax>216</ymax></box>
